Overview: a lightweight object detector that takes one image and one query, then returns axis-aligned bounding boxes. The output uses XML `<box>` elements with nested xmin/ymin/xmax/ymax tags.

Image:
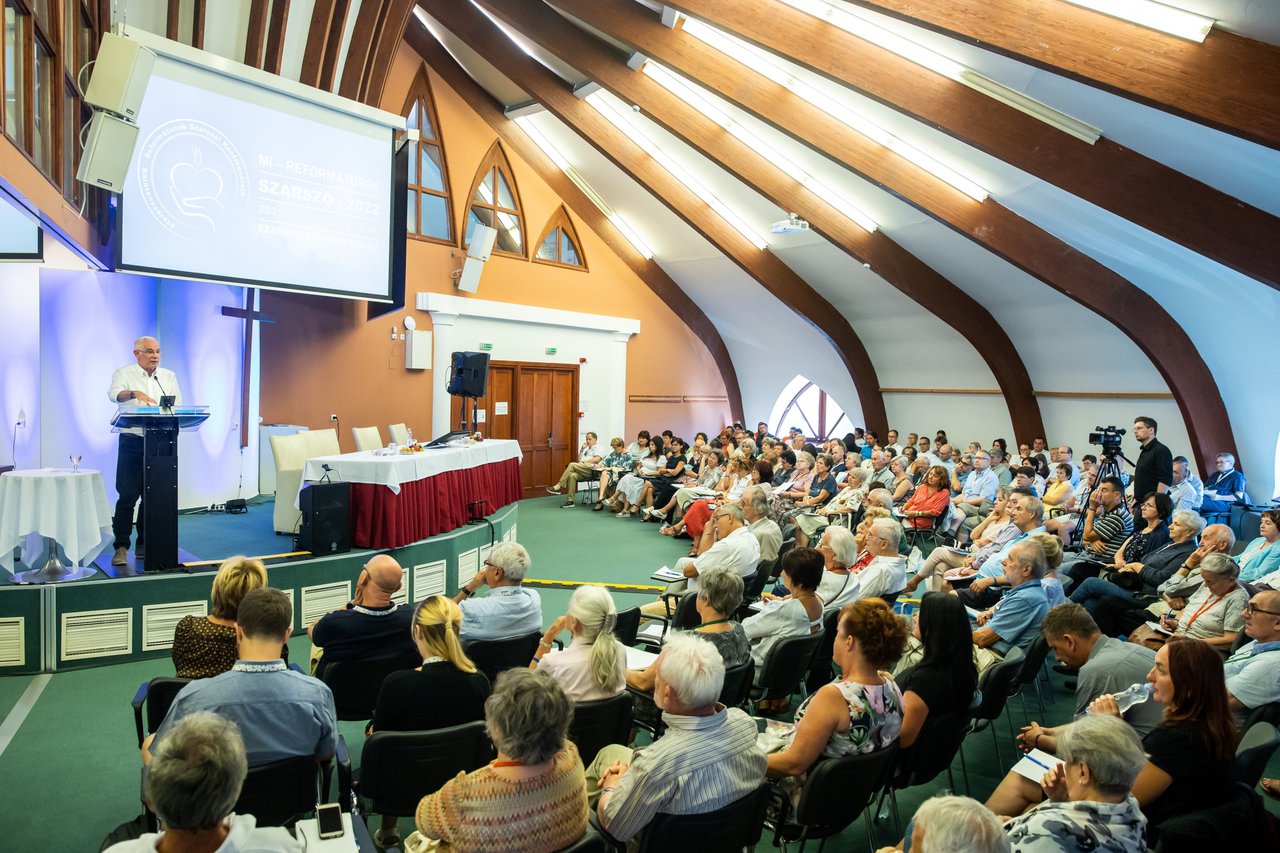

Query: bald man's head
<box><xmin>1245</xmin><ymin>589</ymin><xmax>1280</xmax><ymax>643</ymax></box>
<box><xmin>1202</xmin><ymin>524</ymin><xmax>1237</xmax><ymax>551</ymax></box>
<box><xmin>357</xmin><ymin>554</ymin><xmax>403</xmax><ymax>605</ymax></box>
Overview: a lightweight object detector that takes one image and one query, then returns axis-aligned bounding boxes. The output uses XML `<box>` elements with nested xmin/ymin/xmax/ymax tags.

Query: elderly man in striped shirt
<box><xmin>587</xmin><ymin>632</ymin><xmax>766</xmax><ymax>843</ymax></box>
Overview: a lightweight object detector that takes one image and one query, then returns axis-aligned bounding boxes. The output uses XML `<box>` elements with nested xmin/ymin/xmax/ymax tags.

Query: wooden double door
<box><xmin>450</xmin><ymin>360</ymin><xmax>579</xmax><ymax>497</ymax></box>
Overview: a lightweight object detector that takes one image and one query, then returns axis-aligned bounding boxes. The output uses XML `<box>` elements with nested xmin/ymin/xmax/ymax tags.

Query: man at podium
<box><xmin>107</xmin><ymin>336</ymin><xmax>182</xmax><ymax>567</ymax></box>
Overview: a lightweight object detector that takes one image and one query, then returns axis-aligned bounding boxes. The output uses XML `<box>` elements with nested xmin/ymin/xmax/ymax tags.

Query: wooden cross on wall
<box><xmin>221</xmin><ymin>289</ymin><xmax>276</xmax><ymax>448</ymax></box>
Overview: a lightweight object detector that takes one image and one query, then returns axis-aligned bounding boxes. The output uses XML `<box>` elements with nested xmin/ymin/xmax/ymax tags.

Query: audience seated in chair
<box><xmin>1058</xmin><ymin>477</ymin><xmax>1134</xmax><ymax>587</ymax></box>
<box><xmin>608</xmin><ymin>434</ymin><xmax>663</xmax><ymax>517</ymax></box>
<box><xmin>637</xmin><ymin>436</ymin><xmax>689</xmax><ymax>521</ymax></box>
<box><xmin>172</xmin><ymin>556</ymin><xmax>287</xmax><ymax>679</ymax></box>
<box><xmin>766</xmin><ymin>600</ymin><xmax>906</xmax><ymax>798</ymax></box>
<box><xmin>1125</xmin><ymin>554</ymin><xmax>1246</xmax><ymax>652</ymax></box>
<box><xmin>1068</xmin><ymin>510</ymin><xmax>1203</xmax><ymax>627</ymax></box>
<box><xmin>742</xmin><ymin>483</ymin><xmax>782</xmax><ymax>563</ymax></box>
<box><xmin>770</xmin><ymin>451</ymin><xmax>816</xmax><ymax>517</ymax></box>
<box><xmin>589</xmin><ymin>437</ymin><xmax>635</xmax><ymax>512</ymax></box>
<box><xmin>853</xmin><ymin>518</ymin><xmax>908</xmax><ymax>600</ymax></box>
<box><xmin>1168</xmin><ymin>457</ymin><xmax>1202</xmax><ymax>512</ymax></box>
<box><xmin>901</xmin><ymin>466</ymin><xmax>951</xmax><ymax>531</ymax></box>
<box><xmin>1222</xmin><ymin>589</ymin><xmax>1280</xmax><ymax>726</ymax></box>
<box><xmin>1087</xmin><ymin>637</ymin><xmax>1238</xmax><ymax>846</ymax></box>
<box><xmin>308</xmin><ymin>554</ymin><xmax>415</xmax><ymax>678</ymax></box>
<box><xmin>547</xmin><ymin>432</ymin><xmax>606</xmax><ymax>508</ymax></box>
<box><xmin>454</xmin><ymin>542</ymin><xmax>542</xmax><ymax>642</ymax></box>
<box><xmin>1237</xmin><ymin>509</ymin><xmax>1280</xmax><ymax>583</ymax></box>
<box><xmin>900</xmin><ymin>540</ymin><xmax>1051</xmax><ymax>675</ymax></box>
<box><xmin>812</xmin><ymin>526</ymin><xmax>864</xmax><ymax>612</ymax></box>
<box><xmin>952</xmin><ymin>494</ymin><xmax>1047</xmax><ymax>608</ymax></box>
<box><xmin>906</xmin><ymin>487</ymin><xmax>1016</xmax><ymax>594</ymax></box>
<box><xmin>106</xmin><ymin>712</ymin><xmax>302</xmax><ymax>852</ymax></box>
<box><xmin>895</xmin><ymin>593</ymin><xmax>979</xmax><ymax>756</ymax></box>
<box><xmin>999</xmin><ymin>715</ymin><xmax>1149</xmax><ymax>853</ymax></box>
<box><xmin>745</xmin><ymin>548</ymin><xmax>825</xmax><ymax>679</ymax></box>
<box><xmin>792</xmin><ymin>467</ymin><xmax>868</xmax><ymax>549</ymax></box>
<box><xmin>532</xmin><ymin>585</ymin><xmax>627</xmax><ymax>702</ymax></box>
<box><xmin>587</xmin><ymin>632</ymin><xmax>766</xmax><ymax>844</ymax></box>
<box><xmin>985</xmin><ymin>603</ymin><xmax>1162</xmax><ymax>817</ymax></box>
<box><xmin>1199</xmin><ymin>452</ymin><xmax>1246</xmax><ymax>515</ymax></box>
<box><xmin>647</xmin><ymin>448</ymin><xmax>724</xmax><ymax>521</ymax></box>
<box><xmin>660</xmin><ymin>456</ymin><xmax>752</xmax><ymax>543</ymax></box>
<box><xmin>411</xmin><ymin>669</ymin><xmax>588</xmax><ymax>853</ymax></box>
<box><xmin>142</xmin><ymin>588</ymin><xmax>336</xmax><ymax>769</ymax></box>
<box><xmin>368</xmin><ymin>594</ymin><xmax>491</xmax><ymax>846</ymax></box>
<box><xmin>639</xmin><ymin>504</ymin><xmax>759</xmax><ymax>618</ymax></box>
<box><xmin>954</xmin><ymin>449</ymin><xmax>999</xmax><ymax>539</ymax></box>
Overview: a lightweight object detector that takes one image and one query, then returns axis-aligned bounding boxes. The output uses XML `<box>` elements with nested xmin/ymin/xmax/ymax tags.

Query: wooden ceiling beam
<box><xmin>244</xmin><ymin>0</ymin><xmax>269</xmax><ymax>69</ymax></box>
<box><xmin>420</xmin><ymin>0</ymin><xmax>887</xmax><ymax>431</ymax></box>
<box><xmin>300</xmin><ymin>0</ymin><xmax>336</xmax><ymax>88</ymax></box>
<box><xmin>649</xmin><ymin>0</ymin><xmax>1280</xmax><ymax>293</ymax></box>
<box><xmin>844</xmin><ymin>0</ymin><xmax>1280</xmax><ymax>151</ymax></box>
<box><xmin>362</xmin><ymin>0</ymin><xmax>418</xmax><ymax>106</ymax></box>
<box><xmin>402</xmin><ymin>28</ymin><xmax>745</xmax><ymax>423</ymax></box>
<box><xmin>317</xmin><ymin>0</ymin><xmax>352</xmax><ymax>92</ymax></box>
<box><xmin>572</xmin><ymin>0</ymin><xmax>1235</xmax><ymax>472</ymax></box>
<box><xmin>480</xmin><ymin>0</ymin><xmax>1043</xmax><ymax>441</ymax></box>
<box><xmin>338</xmin><ymin>0</ymin><xmax>383</xmax><ymax>99</ymax></box>
<box><xmin>262</xmin><ymin>0</ymin><xmax>291</xmax><ymax>76</ymax></box>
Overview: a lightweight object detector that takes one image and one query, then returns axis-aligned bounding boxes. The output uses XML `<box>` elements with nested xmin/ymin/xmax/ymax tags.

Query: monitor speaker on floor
<box><xmin>298</xmin><ymin>481</ymin><xmax>351</xmax><ymax>555</ymax></box>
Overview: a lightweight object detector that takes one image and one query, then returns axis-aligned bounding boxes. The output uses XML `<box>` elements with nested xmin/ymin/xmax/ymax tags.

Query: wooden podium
<box><xmin>111</xmin><ymin>406</ymin><xmax>209</xmax><ymax>572</ymax></box>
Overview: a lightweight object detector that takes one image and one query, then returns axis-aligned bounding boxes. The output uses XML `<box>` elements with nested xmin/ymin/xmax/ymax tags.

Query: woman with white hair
<box><xmin>105</xmin><ymin>712</ymin><xmax>301</xmax><ymax>852</ymax></box>
<box><xmin>532</xmin><ymin>585</ymin><xmax>626</xmax><ymax>701</ymax></box>
<box><xmin>878</xmin><ymin>795</ymin><xmax>1009</xmax><ymax>853</ymax></box>
<box><xmin>1000</xmin><ymin>715</ymin><xmax>1148</xmax><ymax>852</ymax></box>
<box><xmin>792</xmin><ymin>467</ymin><xmax>870</xmax><ymax>549</ymax></box>
<box><xmin>1126</xmin><ymin>553</ymin><xmax>1247</xmax><ymax>651</ymax></box>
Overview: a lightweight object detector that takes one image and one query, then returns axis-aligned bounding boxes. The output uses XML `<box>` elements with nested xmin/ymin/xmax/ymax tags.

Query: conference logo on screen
<box><xmin>135</xmin><ymin>119</ymin><xmax>250</xmax><ymax>241</ymax></box>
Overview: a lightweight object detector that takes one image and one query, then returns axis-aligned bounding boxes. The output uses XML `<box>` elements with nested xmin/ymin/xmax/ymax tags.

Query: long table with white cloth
<box><xmin>299</xmin><ymin>439</ymin><xmax>523</xmax><ymax>549</ymax></box>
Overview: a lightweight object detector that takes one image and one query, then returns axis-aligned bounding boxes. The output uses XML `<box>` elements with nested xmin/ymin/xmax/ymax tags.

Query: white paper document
<box><xmin>1011</xmin><ymin>748</ymin><xmax>1060</xmax><ymax>783</ymax></box>
<box><xmin>651</xmin><ymin>566</ymin><xmax>683</xmax><ymax>582</ymax></box>
<box><xmin>625</xmin><ymin>646</ymin><xmax>660</xmax><ymax>670</ymax></box>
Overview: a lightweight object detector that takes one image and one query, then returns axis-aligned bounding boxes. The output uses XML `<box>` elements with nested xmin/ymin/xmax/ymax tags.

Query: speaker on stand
<box><xmin>446</xmin><ymin>351</ymin><xmax>491</xmax><ymax>432</ymax></box>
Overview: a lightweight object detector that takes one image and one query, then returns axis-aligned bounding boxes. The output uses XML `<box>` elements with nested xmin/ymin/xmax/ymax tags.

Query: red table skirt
<box><xmin>349</xmin><ymin>457</ymin><xmax>522</xmax><ymax>549</ymax></box>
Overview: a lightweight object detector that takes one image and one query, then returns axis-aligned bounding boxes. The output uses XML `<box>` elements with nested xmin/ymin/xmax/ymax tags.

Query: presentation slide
<box><xmin>0</xmin><ymin>195</ymin><xmax>41</xmax><ymax>258</ymax></box>
<box><xmin>120</xmin><ymin>58</ymin><xmax>395</xmax><ymax>300</ymax></box>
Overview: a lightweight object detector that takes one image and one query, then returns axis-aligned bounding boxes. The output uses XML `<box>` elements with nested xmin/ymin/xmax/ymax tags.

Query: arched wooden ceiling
<box><xmin>116</xmin><ymin>0</ymin><xmax>1280</xmax><ymax>479</ymax></box>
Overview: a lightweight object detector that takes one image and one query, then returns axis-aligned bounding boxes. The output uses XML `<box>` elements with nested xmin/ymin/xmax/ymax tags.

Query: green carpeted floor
<box><xmin>1</xmin><ymin>494</ymin><xmax>1276</xmax><ymax>851</ymax></box>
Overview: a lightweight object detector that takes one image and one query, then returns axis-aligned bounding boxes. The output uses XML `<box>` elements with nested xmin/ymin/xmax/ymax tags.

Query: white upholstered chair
<box><xmin>352</xmin><ymin>426</ymin><xmax>383</xmax><ymax>452</ymax></box>
<box><xmin>269</xmin><ymin>432</ymin><xmax>310</xmax><ymax>534</ymax></box>
<box><xmin>388</xmin><ymin>423</ymin><xmax>411</xmax><ymax>445</ymax></box>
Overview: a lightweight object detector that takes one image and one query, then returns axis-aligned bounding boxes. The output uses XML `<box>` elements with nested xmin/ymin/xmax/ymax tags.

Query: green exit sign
<box><xmin>545</xmin><ymin>347</ymin><xmax>558</xmax><ymax>355</ymax></box>
<box><xmin>479</xmin><ymin>342</ymin><xmax>493</xmax><ymax>351</ymax></box>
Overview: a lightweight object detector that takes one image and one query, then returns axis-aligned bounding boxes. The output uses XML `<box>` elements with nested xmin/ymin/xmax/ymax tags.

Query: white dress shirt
<box><xmin>688</xmin><ymin>525</ymin><xmax>760</xmax><ymax>592</ymax></box>
<box><xmin>855</xmin><ymin>555</ymin><xmax>906</xmax><ymax>599</ymax></box>
<box><xmin>108</xmin><ymin>363</ymin><xmax>183</xmax><ymax>437</ymax></box>
<box><xmin>579</xmin><ymin>442</ymin><xmax>605</xmax><ymax>462</ymax></box>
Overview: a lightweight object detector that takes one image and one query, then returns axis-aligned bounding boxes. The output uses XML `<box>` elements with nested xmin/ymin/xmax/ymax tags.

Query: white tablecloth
<box><xmin>300</xmin><ymin>439</ymin><xmax>523</xmax><ymax>498</ymax></box>
<box><xmin>0</xmin><ymin>468</ymin><xmax>113</xmax><ymax>575</ymax></box>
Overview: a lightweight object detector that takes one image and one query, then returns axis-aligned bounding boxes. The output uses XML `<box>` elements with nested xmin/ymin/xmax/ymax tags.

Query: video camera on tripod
<box><xmin>1089</xmin><ymin>425</ymin><xmax>1127</xmax><ymax>459</ymax></box>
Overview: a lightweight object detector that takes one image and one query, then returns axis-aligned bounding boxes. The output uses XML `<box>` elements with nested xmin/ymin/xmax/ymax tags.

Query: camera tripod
<box><xmin>1067</xmin><ymin>449</ymin><xmax>1127</xmax><ymax>550</ymax></box>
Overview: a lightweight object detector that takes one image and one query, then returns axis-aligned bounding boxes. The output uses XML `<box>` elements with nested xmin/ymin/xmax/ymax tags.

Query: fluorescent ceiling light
<box><xmin>773</xmin><ymin>0</ymin><xmax>1103</xmax><ymax>144</ymax></box>
<box><xmin>959</xmin><ymin>71</ymin><xmax>1102</xmax><ymax>144</ymax></box>
<box><xmin>514</xmin><ymin>115</ymin><xmax>655</xmax><ymax>259</ymax></box>
<box><xmin>1061</xmin><ymin>0</ymin><xmax>1215</xmax><ymax>43</ymax></box>
<box><xmin>586</xmin><ymin>89</ymin><xmax>771</xmax><ymax>250</ymax></box>
<box><xmin>643</xmin><ymin>62</ymin><xmax>879</xmax><ymax>231</ymax></box>
<box><xmin>680</xmin><ymin>18</ymin><xmax>989</xmax><ymax>201</ymax></box>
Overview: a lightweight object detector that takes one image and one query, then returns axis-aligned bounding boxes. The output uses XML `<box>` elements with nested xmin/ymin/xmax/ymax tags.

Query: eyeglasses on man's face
<box><xmin>1244</xmin><ymin>602</ymin><xmax>1280</xmax><ymax>617</ymax></box>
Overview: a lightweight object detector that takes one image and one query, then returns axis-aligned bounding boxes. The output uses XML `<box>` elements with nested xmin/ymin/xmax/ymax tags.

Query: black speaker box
<box><xmin>446</xmin><ymin>350</ymin><xmax>490</xmax><ymax>397</ymax></box>
<box><xmin>299</xmin><ymin>481</ymin><xmax>351</xmax><ymax>555</ymax></box>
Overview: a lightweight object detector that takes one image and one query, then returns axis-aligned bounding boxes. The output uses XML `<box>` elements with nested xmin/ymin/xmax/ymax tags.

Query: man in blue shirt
<box><xmin>144</xmin><ymin>588</ymin><xmax>337</xmax><ymax>767</ymax></box>
<box><xmin>956</xmin><ymin>450</ymin><xmax>999</xmax><ymax>537</ymax></box>
<box><xmin>955</xmin><ymin>493</ymin><xmax>1047</xmax><ymax>609</ymax></box>
<box><xmin>1200</xmin><ymin>452</ymin><xmax>1247</xmax><ymax>515</ymax></box>
<box><xmin>971</xmin><ymin>540</ymin><xmax>1051</xmax><ymax>673</ymax></box>
<box><xmin>454</xmin><ymin>541</ymin><xmax>543</xmax><ymax>641</ymax></box>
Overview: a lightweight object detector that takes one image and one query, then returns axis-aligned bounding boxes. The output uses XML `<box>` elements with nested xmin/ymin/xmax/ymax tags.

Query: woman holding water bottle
<box><xmin>1087</xmin><ymin>637</ymin><xmax>1236</xmax><ymax>843</ymax></box>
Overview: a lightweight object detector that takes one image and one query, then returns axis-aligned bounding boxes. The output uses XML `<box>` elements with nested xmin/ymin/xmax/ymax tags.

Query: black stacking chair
<box><xmin>718</xmin><ymin>659</ymin><xmax>755</xmax><ymax>710</ymax></box>
<box><xmin>876</xmin><ymin>708</ymin><xmax>971</xmax><ymax>833</ymax></box>
<box><xmin>603</xmin><ymin>782</ymin><xmax>771</xmax><ymax>853</ymax></box>
<box><xmin>463</xmin><ymin>631</ymin><xmax>542</xmax><ymax>685</ymax></box>
<box><xmin>751</xmin><ymin>630</ymin><xmax>825</xmax><ymax>705</ymax></box>
<box><xmin>611</xmin><ymin>607</ymin><xmax>641</xmax><ymax>647</ymax></box>
<box><xmin>963</xmin><ymin>647</ymin><xmax>1025</xmax><ymax>774</ymax></box>
<box><xmin>321</xmin><ymin>653</ymin><xmax>420</xmax><ymax>721</ymax></box>
<box><xmin>236</xmin><ymin>755</ymin><xmax>324</xmax><ymax>827</ymax></box>
<box><xmin>1232</xmin><ymin>722</ymin><xmax>1280</xmax><ymax>787</ymax></box>
<box><xmin>772</xmin><ymin>744</ymin><xmax>899</xmax><ymax>851</ymax></box>
<box><xmin>131</xmin><ymin>676</ymin><xmax>192</xmax><ymax>747</ymax></box>
<box><xmin>569</xmin><ymin>693</ymin><xmax>634</xmax><ymax>764</ymax></box>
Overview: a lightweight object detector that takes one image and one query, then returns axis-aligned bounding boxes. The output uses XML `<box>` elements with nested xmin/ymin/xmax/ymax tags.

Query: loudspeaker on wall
<box><xmin>84</xmin><ymin>32</ymin><xmax>155</xmax><ymax>120</ymax></box>
<box><xmin>76</xmin><ymin>112</ymin><xmax>140</xmax><ymax>191</ymax></box>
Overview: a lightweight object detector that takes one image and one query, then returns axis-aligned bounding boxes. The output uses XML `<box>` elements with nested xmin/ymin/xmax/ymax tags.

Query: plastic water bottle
<box><xmin>1090</xmin><ymin>682</ymin><xmax>1152</xmax><ymax>715</ymax></box>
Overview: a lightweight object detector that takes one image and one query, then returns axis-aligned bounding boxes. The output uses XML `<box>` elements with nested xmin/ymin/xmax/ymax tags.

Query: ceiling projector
<box><xmin>770</xmin><ymin>213</ymin><xmax>810</xmax><ymax>234</ymax></box>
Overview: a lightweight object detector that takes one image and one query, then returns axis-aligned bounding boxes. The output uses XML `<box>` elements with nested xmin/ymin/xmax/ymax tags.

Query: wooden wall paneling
<box><xmin>337</xmin><ymin>0</ymin><xmax>382</xmax><ymax>99</ymax></box>
<box><xmin>575</xmin><ymin>0</ymin><xmax>1236</xmax><ymax>473</ymax></box>
<box><xmin>483</xmin><ymin>0</ymin><xmax>1043</xmax><ymax>443</ymax></box>
<box><xmin>408</xmin><ymin>32</ymin><xmax>746</xmax><ymax>423</ymax></box>
<box><xmin>360</xmin><ymin>0</ymin><xmax>416</xmax><ymax>106</ymax></box>
<box><xmin>244</xmin><ymin>0</ymin><xmax>269</xmax><ymax>68</ymax></box>
<box><xmin>637</xmin><ymin>0</ymin><xmax>1280</xmax><ymax>293</ymax></box>
<box><xmin>843</xmin><ymin>0</ymin><xmax>1280</xmax><ymax>151</ymax></box>
<box><xmin>421</xmin><ymin>0</ymin><xmax>887</xmax><ymax>432</ymax></box>
<box><xmin>263</xmin><ymin>0</ymin><xmax>291</xmax><ymax>75</ymax></box>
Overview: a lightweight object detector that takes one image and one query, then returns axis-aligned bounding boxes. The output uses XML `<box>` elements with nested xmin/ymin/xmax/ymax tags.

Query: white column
<box><xmin>428</xmin><ymin>311</ymin><xmax>459</xmax><ymax>438</ymax></box>
<box><xmin>609</xmin><ymin>331</ymin><xmax>633</xmax><ymax>439</ymax></box>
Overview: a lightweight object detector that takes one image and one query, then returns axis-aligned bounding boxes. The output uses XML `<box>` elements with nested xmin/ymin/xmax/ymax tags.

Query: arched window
<box><xmin>402</xmin><ymin>68</ymin><xmax>454</xmax><ymax>244</ymax></box>
<box><xmin>533</xmin><ymin>205</ymin><xmax>587</xmax><ymax>270</ymax></box>
<box><xmin>464</xmin><ymin>141</ymin><xmax>526</xmax><ymax>258</ymax></box>
<box><xmin>767</xmin><ymin>376</ymin><xmax>853</xmax><ymax>441</ymax></box>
